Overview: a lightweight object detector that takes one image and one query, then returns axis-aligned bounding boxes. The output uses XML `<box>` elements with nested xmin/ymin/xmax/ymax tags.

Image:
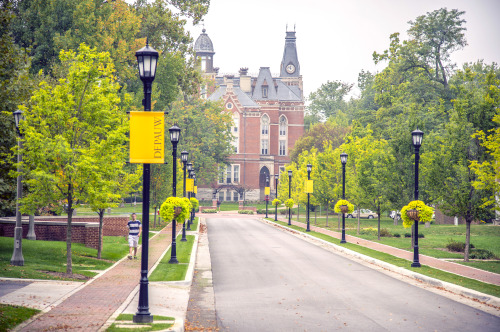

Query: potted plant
<box><xmin>284</xmin><ymin>198</ymin><xmax>294</xmax><ymax>209</ymax></box>
<box><xmin>334</xmin><ymin>199</ymin><xmax>354</xmax><ymax>214</ymax></box>
<box><xmin>272</xmin><ymin>198</ymin><xmax>281</xmax><ymax>206</ymax></box>
<box><xmin>400</xmin><ymin>200</ymin><xmax>433</xmax><ymax>228</ymax></box>
<box><xmin>159</xmin><ymin>197</ymin><xmax>192</xmax><ymax>223</ymax></box>
<box><xmin>190</xmin><ymin>197</ymin><xmax>199</xmax><ymax>211</ymax></box>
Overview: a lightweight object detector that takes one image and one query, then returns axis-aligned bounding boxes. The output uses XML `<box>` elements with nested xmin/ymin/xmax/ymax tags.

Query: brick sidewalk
<box><xmin>20</xmin><ymin>223</ymin><xmax>174</xmax><ymax>331</ymax></box>
<box><xmin>277</xmin><ymin>217</ymin><xmax>500</xmax><ymax>286</ymax></box>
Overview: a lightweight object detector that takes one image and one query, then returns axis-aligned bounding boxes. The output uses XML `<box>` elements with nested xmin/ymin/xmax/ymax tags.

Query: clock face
<box><xmin>286</xmin><ymin>64</ymin><xmax>295</xmax><ymax>74</ymax></box>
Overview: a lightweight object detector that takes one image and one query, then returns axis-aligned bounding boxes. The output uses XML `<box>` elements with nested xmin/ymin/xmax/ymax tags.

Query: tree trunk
<box><xmin>97</xmin><ymin>209</ymin><xmax>104</xmax><ymax>259</ymax></box>
<box><xmin>297</xmin><ymin>204</ymin><xmax>300</xmax><ymax>222</ymax></box>
<box><xmin>464</xmin><ymin>220</ymin><xmax>471</xmax><ymax>262</ymax></box>
<box><xmin>66</xmin><ymin>189</ymin><xmax>73</xmax><ymax>275</ymax></box>
<box><xmin>411</xmin><ymin>223</ymin><xmax>415</xmax><ymax>249</ymax></box>
<box><xmin>154</xmin><ymin>206</ymin><xmax>157</xmax><ymax>228</ymax></box>
<box><xmin>314</xmin><ymin>208</ymin><xmax>317</xmax><ymax>225</ymax></box>
<box><xmin>377</xmin><ymin>202</ymin><xmax>381</xmax><ymax>241</ymax></box>
<box><xmin>338</xmin><ymin>213</ymin><xmax>340</xmax><ymax>231</ymax></box>
<box><xmin>325</xmin><ymin>204</ymin><xmax>329</xmax><ymax>227</ymax></box>
<box><xmin>357</xmin><ymin>207</ymin><xmax>360</xmax><ymax>235</ymax></box>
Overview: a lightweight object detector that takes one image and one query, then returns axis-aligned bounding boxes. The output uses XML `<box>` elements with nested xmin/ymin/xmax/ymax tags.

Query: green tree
<box><xmin>306</xmin><ymin>80</ymin><xmax>353</xmax><ymax>124</ymax></box>
<box><xmin>423</xmin><ymin>62</ymin><xmax>499</xmax><ymax>261</ymax></box>
<box><xmin>19</xmin><ymin>44</ymin><xmax>129</xmax><ymax>273</ymax></box>
<box><xmin>0</xmin><ymin>0</ymin><xmax>32</xmax><ymax>216</ymax></box>
<box><xmin>290</xmin><ymin>120</ymin><xmax>350</xmax><ymax>163</ymax></box>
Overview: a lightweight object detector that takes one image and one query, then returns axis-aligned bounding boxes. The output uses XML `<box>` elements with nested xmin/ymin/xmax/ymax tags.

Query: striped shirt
<box><xmin>128</xmin><ymin>220</ymin><xmax>141</xmax><ymax>236</ymax></box>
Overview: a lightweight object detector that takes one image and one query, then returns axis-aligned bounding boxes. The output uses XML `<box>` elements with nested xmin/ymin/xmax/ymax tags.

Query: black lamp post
<box><xmin>187</xmin><ymin>163</ymin><xmax>193</xmax><ymax>229</ymax></box>
<box><xmin>180</xmin><ymin>151</ymin><xmax>188</xmax><ymax>242</ymax></box>
<box><xmin>288</xmin><ymin>170</ymin><xmax>292</xmax><ymax>226</ymax></box>
<box><xmin>10</xmin><ymin>110</ymin><xmax>24</xmax><ymax>266</ymax></box>
<box><xmin>411</xmin><ymin>128</ymin><xmax>424</xmax><ymax>268</ymax></box>
<box><xmin>340</xmin><ymin>153</ymin><xmax>348</xmax><ymax>244</ymax></box>
<box><xmin>192</xmin><ymin>170</ymin><xmax>197</xmax><ymax>224</ymax></box>
<box><xmin>169</xmin><ymin>125</ymin><xmax>181</xmax><ymax>264</ymax></box>
<box><xmin>265</xmin><ymin>176</ymin><xmax>269</xmax><ymax>218</ymax></box>
<box><xmin>274</xmin><ymin>174</ymin><xmax>279</xmax><ymax>221</ymax></box>
<box><xmin>306</xmin><ymin>164</ymin><xmax>312</xmax><ymax>232</ymax></box>
<box><xmin>134</xmin><ymin>40</ymin><xmax>158</xmax><ymax>324</ymax></box>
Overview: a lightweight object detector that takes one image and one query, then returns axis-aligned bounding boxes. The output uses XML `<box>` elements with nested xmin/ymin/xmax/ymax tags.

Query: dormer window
<box><xmin>262</xmin><ymin>86</ymin><xmax>268</xmax><ymax>98</ymax></box>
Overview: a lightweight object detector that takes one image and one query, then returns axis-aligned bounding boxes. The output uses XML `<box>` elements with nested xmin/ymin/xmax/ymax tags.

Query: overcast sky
<box><xmin>187</xmin><ymin>0</ymin><xmax>500</xmax><ymax>99</ymax></box>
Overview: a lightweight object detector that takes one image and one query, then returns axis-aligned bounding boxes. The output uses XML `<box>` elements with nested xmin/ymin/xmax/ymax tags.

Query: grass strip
<box><xmin>149</xmin><ymin>234</ymin><xmax>195</xmax><ymax>282</ymax></box>
<box><xmin>114</xmin><ymin>313</ymin><xmax>174</xmax><ymax>321</ymax></box>
<box><xmin>106</xmin><ymin>323</ymin><xmax>173</xmax><ymax>331</ymax></box>
<box><xmin>267</xmin><ymin>218</ymin><xmax>500</xmax><ymax>298</ymax></box>
<box><xmin>0</xmin><ymin>304</ymin><xmax>40</xmax><ymax>332</ymax></box>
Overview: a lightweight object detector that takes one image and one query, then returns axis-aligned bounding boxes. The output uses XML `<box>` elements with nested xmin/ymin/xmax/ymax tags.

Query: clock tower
<box><xmin>280</xmin><ymin>30</ymin><xmax>303</xmax><ymax>97</ymax></box>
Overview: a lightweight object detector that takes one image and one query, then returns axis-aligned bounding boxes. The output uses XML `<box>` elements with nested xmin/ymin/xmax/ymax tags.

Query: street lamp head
<box><xmin>189</xmin><ymin>169</ymin><xmax>194</xmax><ymax>177</ymax></box>
<box><xmin>266</xmin><ymin>176</ymin><xmax>269</xmax><ymax>185</ymax></box>
<box><xmin>307</xmin><ymin>164</ymin><xmax>312</xmax><ymax>173</ymax></box>
<box><xmin>181</xmin><ymin>151</ymin><xmax>189</xmax><ymax>163</ymax></box>
<box><xmin>169</xmin><ymin>125</ymin><xmax>181</xmax><ymax>143</ymax></box>
<box><xmin>288</xmin><ymin>170</ymin><xmax>292</xmax><ymax>177</ymax></box>
<box><xmin>274</xmin><ymin>174</ymin><xmax>279</xmax><ymax>181</ymax></box>
<box><xmin>187</xmin><ymin>162</ymin><xmax>193</xmax><ymax>171</ymax></box>
<box><xmin>340</xmin><ymin>152</ymin><xmax>348</xmax><ymax>165</ymax></box>
<box><xmin>411</xmin><ymin>128</ymin><xmax>424</xmax><ymax>148</ymax></box>
<box><xmin>135</xmin><ymin>39</ymin><xmax>159</xmax><ymax>82</ymax></box>
<box><xmin>13</xmin><ymin>110</ymin><xmax>23</xmax><ymax>132</ymax></box>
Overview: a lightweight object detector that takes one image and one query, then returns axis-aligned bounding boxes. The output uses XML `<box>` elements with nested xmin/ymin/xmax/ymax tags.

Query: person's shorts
<box><xmin>128</xmin><ymin>235</ymin><xmax>139</xmax><ymax>248</ymax></box>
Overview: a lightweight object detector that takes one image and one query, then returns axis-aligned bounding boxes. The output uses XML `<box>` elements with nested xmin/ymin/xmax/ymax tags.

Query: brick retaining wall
<box><xmin>0</xmin><ymin>216</ymin><xmax>130</xmax><ymax>249</ymax></box>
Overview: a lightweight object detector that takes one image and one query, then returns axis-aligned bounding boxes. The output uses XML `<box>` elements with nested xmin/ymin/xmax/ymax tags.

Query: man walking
<box><xmin>127</xmin><ymin>213</ymin><xmax>141</xmax><ymax>259</ymax></box>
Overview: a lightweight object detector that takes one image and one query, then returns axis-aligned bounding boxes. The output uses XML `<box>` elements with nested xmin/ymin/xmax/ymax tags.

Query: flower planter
<box><xmin>406</xmin><ymin>209</ymin><xmax>419</xmax><ymax>221</ymax></box>
<box><xmin>340</xmin><ymin>205</ymin><xmax>349</xmax><ymax>214</ymax></box>
<box><xmin>174</xmin><ymin>206</ymin><xmax>182</xmax><ymax>217</ymax></box>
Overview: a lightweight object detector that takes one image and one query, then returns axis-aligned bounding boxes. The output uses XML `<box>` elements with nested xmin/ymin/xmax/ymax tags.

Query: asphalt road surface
<box><xmin>207</xmin><ymin>217</ymin><xmax>499</xmax><ymax>331</ymax></box>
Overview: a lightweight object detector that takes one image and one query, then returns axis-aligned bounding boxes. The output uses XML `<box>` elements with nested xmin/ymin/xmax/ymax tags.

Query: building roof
<box><xmin>208</xmin><ymin>85</ymin><xmax>260</xmax><ymax>108</ymax></box>
<box><xmin>252</xmin><ymin>67</ymin><xmax>278</xmax><ymax>100</ymax></box>
<box><xmin>194</xmin><ymin>29</ymin><xmax>214</xmax><ymax>54</ymax></box>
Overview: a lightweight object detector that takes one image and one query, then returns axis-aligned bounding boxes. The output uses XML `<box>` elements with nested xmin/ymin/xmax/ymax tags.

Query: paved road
<box><xmin>207</xmin><ymin>217</ymin><xmax>500</xmax><ymax>332</ymax></box>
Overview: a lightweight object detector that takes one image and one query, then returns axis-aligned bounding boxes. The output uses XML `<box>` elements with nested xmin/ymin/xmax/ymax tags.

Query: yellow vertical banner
<box><xmin>129</xmin><ymin>112</ymin><xmax>164</xmax><ymax>163</ymax></box>
<box><xmin>194</xmin><ymin>186</ymin><xmax>197</xmax><ymax>194</ymax></box>
<box><xmin>265</xmin><ymin>187</ymin><xmax>270</xmax><ymax>195</ymax></box>
<box><xmin>186</xmin><ymin>178</ymin><xmax>194</xmax><ymax>192</ymax></box>
<box><xmin>305</xmin><ymin>180</ymin><xmax>313</xmax><ymax>193</ymax></box>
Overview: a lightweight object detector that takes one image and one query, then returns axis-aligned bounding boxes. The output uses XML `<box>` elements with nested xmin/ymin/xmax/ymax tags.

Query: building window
<box><xmin>233</xmin><ymin>165</ymin><xmax>240</xmax><ymax>183</ymax></box>
<box><xmin>261</xmin><ymin>114</ymin><xmax>269</xmax><ymax>135</ymax></box>
<box><xmin>226</xmin><ymin>102</ymin><xmax>233</xmax><ymax>109</ymax></box>
<box><xmin>279</xmin><ymin>116</ymin><xmax>287</xmax><ymax>136</ymax></box>
<box><xmin>226</xmin><ymin>190</ymin><xmax>231</xmax><ymax>201</ymax></box>
<box><xmin>218</xmin><ymin>166</ymin><xmax>225</xmax><ymax>184</ymax></box>
<box><xmin>279</xmin><ymin>140</ymin><xmax>286</xmax><ymax>156</ymax></box>
<box><xmin>233</xmin><ymin>191</ymin><xmax>239</xmax><ymax>201</ymax></box>
<box><xmin>280</xmin><ymin>166</ymin><xmax>285</xmax><ymax>174</ymax></box>
<box><xmin>226</xmin><ymin>165</ymin><xmax>232</xmax><ymax>184</ymax></box>
<box><xmin>261</xmin><ymin>139</ymin><xmax>268</xmax><ymax>155</ymax></box>
<box><xmin>201</xmin><ymin>56</ymin><xmax>206</xmax><ymax>71</ymax></box>
<box><xmin>262</xmin><ymin>86</ymin><xmax>268</xmax><ymax>98</ymax></box>
<box><xmin>233</xmin><ymin>115</ymin><xmax>239</xmax><ymax>132</ymax></box>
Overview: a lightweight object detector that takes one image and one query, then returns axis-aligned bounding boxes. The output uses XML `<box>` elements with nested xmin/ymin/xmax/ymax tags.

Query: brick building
<box><xmin>194</xmin><ymin>29</ymin><xmax>305</xmax><ymax>201</ymax></box>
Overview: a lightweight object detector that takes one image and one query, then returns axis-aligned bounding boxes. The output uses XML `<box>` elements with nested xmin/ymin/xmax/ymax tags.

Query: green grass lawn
<box><xmin>266</xmin><ymin>218</ymin><xmax>500</xmax><ymax>298</ymax></box>
<box><xmin>280</xmin><ymin>214</ymin><xmax>500</xmax><ymax>273</ymax></box>
<box><xmin>0</xmin><ymin>304</ymin><xmax>40</xmax><ymax>332</ymax></box>
<box><xmin>149</xmin><ymin>234</ymin><xmax>195</xmax><ymax>282</ymax></box>
<box><xmin>106</xmin><ymin>313</ymin><xmax>174</xmax><ymax>331</ymax></box>
<box><xmin>0</xmin><ymin>232</ymin><xmax>157</xmax><ymax>280</ymax></box>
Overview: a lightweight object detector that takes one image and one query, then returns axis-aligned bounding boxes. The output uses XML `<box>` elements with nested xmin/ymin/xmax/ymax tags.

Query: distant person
<box><xmin>217</xmin><ymin>199</ymin><xmax>221</xmax><ymax>212</ymax></box>
<box><xmin>127</xmin><ymin>213</ymin><xmax>141</xmax><ymax>260</ymax></box>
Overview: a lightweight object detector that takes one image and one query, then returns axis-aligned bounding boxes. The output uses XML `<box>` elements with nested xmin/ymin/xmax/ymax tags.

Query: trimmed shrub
<box><xmin>238</xmin><ymin>210</ymin><xmax>254</xmax><ymax>215</ymax></box>
<box><xmin>469</xmin><ymin>249</ymin><xmax>496</xmax><ymax>259</ymax></box>
<box><xmin>379</xmin><ymin>228</ymin><xmax>392</xmax><ymax>237</ymax></box>
<box><xmin>446</xmin><ymin>239</ymin><xmax>474</xmax><ymax>252</ymax></box>
<box><xmin>256</xmin><ymin>209</ymin><xmax>266</xmax><ymax>214</ymax></box>
<box><xmin>418</xmin><ymin>233</ymin><xmax>425</xmax><ymax>238</ymax></box>
<box><xmin>404</xmin><ymin>233</ymin><xmax>411</xmax><ymax>238</ymax></box>
<box><xmin>393</xmin><ymin>233</ymin><xmax>401</xmax><ymax>238</ymax></box>
<box><xmin>203</xmin><ymin>209</ymin><xmax>217</xmax><ymax>214</ymax></box>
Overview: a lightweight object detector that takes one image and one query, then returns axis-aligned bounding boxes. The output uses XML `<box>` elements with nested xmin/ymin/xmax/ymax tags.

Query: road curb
<box><xmin>262</xmin><ymin>218</ymin><xmax>500</xmax><ymax>312</ymax></box>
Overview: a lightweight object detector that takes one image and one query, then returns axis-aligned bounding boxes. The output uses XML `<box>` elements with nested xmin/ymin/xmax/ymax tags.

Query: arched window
<box><xmin>261</xmin><ymin>114</ymin><xmax>269</xmax><ymax>155</ymax></box>
<box><xmin>279</xmin><ymin>116</ymin><xmax>287</xmax><ymax>136</ymax></box>
<box><xmin>261</xmin><ymin>114</ymin><xmax>269</xmax><ymax>135</ymax></box>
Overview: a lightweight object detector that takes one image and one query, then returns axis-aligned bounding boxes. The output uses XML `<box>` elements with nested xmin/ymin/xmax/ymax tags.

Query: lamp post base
<box><xmin>181</xmin><ymin>222</ymin><xmax>187</xmax><ymax>242</ymax></box>
<box><xmin>340</xmin><ymin>240</ymin><xmax>346</xmax><ymax>244</ymax></box>
<box><xmin>411</xmin><ymin>262</ymin><xmax>421</xmax><ymax>268</ymax></box>
<box><xmin>133</xmin><ymin>313</ymin><xmax>154</xmax><ymax>323</ymax></box>
<box><xmin>10</xmin><ymin>226</ymin><xmax>24</xmax><ymax>266</ymax></box>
